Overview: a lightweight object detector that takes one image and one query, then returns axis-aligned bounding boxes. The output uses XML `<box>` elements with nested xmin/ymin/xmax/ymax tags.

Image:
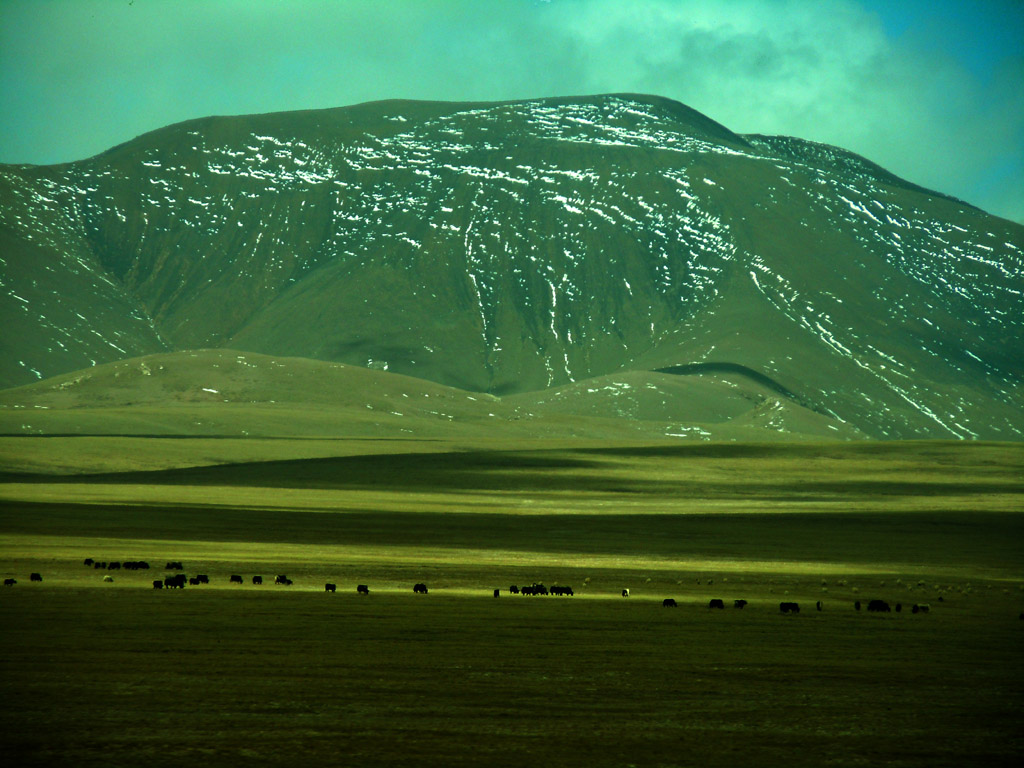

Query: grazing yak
<box><xmin>509</xmin><ymin>585</ymin><xmax>520</xmax><ymax>594</ymax></box>
<box><xmin>325</xmin><ymin>583</ymin><xmax>337</xmax><ymax>593</ymax></box>
<box><xmin>494</xmin><ymin>589</ymin><xmax>500</xmax><ymax>598</ymax></box>
<box><xmin>912</xmin><ymin>604</ymin><xmax>930</xmax><ymax>614</ymax></box>
<box><xmin>252</xmin><ymin>576</ymin><xmax>263</xmax><ymax>585</ymax></box>
<box><xmin>867</xmin><ymin>599</ymin><xmax>891</xmax><ymax>612</ymax></box>
<box><xmin>816</xmin><ymin>601</ymin><xmax>823</xmax><ymax>612</ymax></box>
<box><xmin>779</xmin><ymin>602</ymin><xmax>800</xmax><ymax>614</ymax></box>
<box><xmin>3</xmin><ymin>578</ymin><xmax>15</xmax><ymax>586</ymax></box>
<box><xmin>662</xmin><ymin>598</ymin><xmax>677</xmax><ymax>608</ymax></box>
<box><xmin>733</xmin><ymin>599</ymin><xmax>748</xmax><ymax>609</ymax></box>
<box><xmin>165</xmin><ymin>562</ymin><xmax>184</xmax><ymax>571</ymax></box>
<box><xmin>30</xmin><ymin>573</ymin><xmax>42</xmax><ymax>582</ymax></box>
<box><xmin>164</xmin><ymin>574</ymin><xmax>187</xmax><ymax>589</ymax></box>
<box><xmin>275</xmin><ymin>574</ymin><xmax>292</xmax><ymax>586</ymax></box>
<box><xmin>550</xmin><ymin>586</ymin><xmax>574</xmax><ymax>596</ymax></box>
<box><xmin>229</xmin><ymin>574</ymin><xmax>243</xmax><ymax>584</ymax></box>
<box><xmin>152</xmin><ymin>580</ymin><xmax>163</xmax><ymax>589</ymax></box>
<box><xmin>708</xmin><ymin>599</ymin><xmax>725</xmax><ymax>609</ymax></box>
<box><xmin>188</xmin><ymin>577</ymin><xmax>202</xmax><ymax>586</ymax></box>
<box><xmin>84</xmin><ymin>558</ymin><xmax>94</xmax><ymax>566</ymax></box>
<box><xmin>357</xmin><ymin>584</ymin><xmax>369</xmax><ymax>595</ymax></box>
<box><xmin>622</xmin><ymin>589</ymin><xmax>630</xmax><ymax>598</ymax></box>
<box><xmin>413</xmin><ymin>583</ymin><xmax>428</xmax><ymax>594</ymax></box>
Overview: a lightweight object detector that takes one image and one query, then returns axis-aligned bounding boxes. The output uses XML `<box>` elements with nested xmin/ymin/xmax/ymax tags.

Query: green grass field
<box><xmin>1</xmin><ymin>438</ymin><xmax>1022</xmax><ymax>766</ymax></box>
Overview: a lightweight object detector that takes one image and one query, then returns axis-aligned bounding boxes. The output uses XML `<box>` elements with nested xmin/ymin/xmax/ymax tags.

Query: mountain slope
<box><xmin>1</xmin><ymin>94</ymin><xmax>1021</xmax><ymax>439</ymax></box>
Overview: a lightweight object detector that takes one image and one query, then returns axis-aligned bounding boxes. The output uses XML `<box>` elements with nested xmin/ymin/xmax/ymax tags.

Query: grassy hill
<box><xmin>0</xmin><ymin>350</ymin><xmax>863</xmax><ymax>474</ymax></box>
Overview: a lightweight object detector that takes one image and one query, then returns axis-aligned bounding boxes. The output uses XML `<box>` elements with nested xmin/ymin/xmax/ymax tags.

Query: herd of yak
<box><xmin>0</xmin><ymin>559</ymin><xmax>948</xmax><ymax>616</ymax></box>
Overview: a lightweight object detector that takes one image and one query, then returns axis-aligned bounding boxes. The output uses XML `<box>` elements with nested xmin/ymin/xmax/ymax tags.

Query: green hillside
<box><xmin>0</xmin><ymin>350</ymin><xmax>862</xmax><ymax>454</ymax></box>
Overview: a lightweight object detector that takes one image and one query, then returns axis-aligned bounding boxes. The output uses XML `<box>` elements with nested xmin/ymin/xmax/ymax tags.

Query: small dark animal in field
<box><xmin>708</xmin><ymin>599</ymin><xmax>725</xmax><ymax>609</ymax></box>
<box><xmin>108</xmin><ymin>562</ymin><xmax>121</xmax><ymax>570</ymax></box>
<box><xmin>854</xmin><ymin>601</ymin><xmax>861</xmax><ymax>611</ymax></box>
<box><xmin>662</xmin><ymin>598</ymin><xmax>677</xmax><ymax>607</ymax></box>
<box><xmin>152</xmin><ymin>580</ymin><xmax>163</xmax><ymax>589</ymax></box>
<box><xmin>867</xmin><ymin>599</ymin><xmax>891</xmax><ymax>612</ymax></box>
<box><xmin>122</xmin><ymin>561</ymin><xmax>150</xmax><ymax>570</ymax></box>
<box><xmin>413</xmin><ymin>583</ymin><xmax>428</xmax><ymax>594</ymax></box>
<box><xmin>938</xmin><ymin>596</ymin><xmax>944</xmax><ymax>602</ymax></box>
<box><xmin>229</xmin><ymin>575</ymin><xmax>243</xmax><ymax>584</ymax></box>
<box><xmin>509</xmin><ymin>585</ymin><xmax>520</xmax><ymax>594</ymax></box>
<box><xmin>164</xmin><ymin>574</ymin><xmax>187</xmax><ymax>589</ymax></box>
<box><xmin>779</xmin><ymin>602</ymin><xmax>800</xmax><ymax>614</ymax></box>
<box><xmin>494</xmin><ymin>589</ymin><xmax>500</xmax><ymax>598</ymax></box>
<box><xmin>30</xmin><ymin>573</ymin><xmax>42</xmax><ymax>582</ymax></box>
<box><xmin>622</xmin><ymin>589</ymin><xmax>630</xmax><ymax>597</ymax></box>
<box><xmin>816</xmin><ymin>601</ymin><xmax>823</xmax><ymax>611</ymax></box>
<box><xmin>196</xmin><ymin>574</ymin><xmax>209</xmax><ymax>584</ymax></box>
<box><xmin>188</xmin><ymin>577</ymin><xmax>201</xmax><ymax>586</ymax></box>
<box><xmin>275</xmin><ymin>574</ymin><xmax>290</xmax><ymax>585</ymax></box>
<box><xmin>84</xmin><ymin>558</ymin><xmax>94</xmax><ymax>566</ymax></box>
<box><xmin>357</xmin><ymin>584</ymin><xmax>369</xmax><ymax>595</ymax></box>
<box><xmin>550</xmin><ymin>586</ymin><xmax>574</xmax><ymax>596</ymax></box>
<box><xmin>252</xmin><ymin>576</ymin><xmax>263</xmax><ymax>585</ymax></box>
<box><xmin>3</xmin><ymin>578</ymin><xmax>16</xmax><ymax>586</ymax></box>
<box><xmin>895</xmin><ymin>603</ymin><xmax>902</xmax><ymax>613</ymax></box>
<box><xmin>165</xmin><ymin>562</ymin><xmax>184</xmax><ymax>570</ymax></box>
<box><xmin>733</xmin><ymin>599</ymin><xmax>747</xmax><ymax>609</ymax></box>
<box><xmin>94</xmin><ymin>562</ymin><xmax>106</xmax><ymax>569</ymax></box>
<box><xmin>325</xmin><ymin>583</ymin><xmax>337</xmax><ymax>593</ymax></box>
<box><xmin>521</xmin><ymin>583</ymin><xmax>548</xmax><ymax>596</ymax></box>
<box><xmin>912</xmin><ymin>604</ymin><xmax>930</xmax><ymax>614</ymax></box>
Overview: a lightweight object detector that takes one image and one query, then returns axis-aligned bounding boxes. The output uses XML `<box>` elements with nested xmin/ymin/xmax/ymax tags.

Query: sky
<box><xmin>1</xmin><ymin>0</ymin><xmax>1021</xmax><ymax>223</ymax></box>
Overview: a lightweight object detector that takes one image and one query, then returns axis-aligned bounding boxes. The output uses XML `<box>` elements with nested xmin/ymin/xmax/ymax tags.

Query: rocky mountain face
<box><xmin>1</xmin><ymin>94</ymin><xmax>1021</xmax><ymax>439</ymax></box>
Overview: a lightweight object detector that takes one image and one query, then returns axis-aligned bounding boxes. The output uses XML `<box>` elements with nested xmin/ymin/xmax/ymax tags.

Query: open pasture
<box><xmin>1</xmin><ymin>439</ymin><xmax>1022</xmax><ymax>766</ymax></box>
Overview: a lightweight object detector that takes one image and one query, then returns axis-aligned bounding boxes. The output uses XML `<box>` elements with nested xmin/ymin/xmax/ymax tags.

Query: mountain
<box><xmin>1</xmin><ymin>94</ymin><xmax>1021</xmax><ymax>440</ymax></box>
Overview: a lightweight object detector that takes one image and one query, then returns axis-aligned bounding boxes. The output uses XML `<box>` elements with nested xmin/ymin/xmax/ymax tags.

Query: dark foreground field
<box><xmin>2</xmin><ymin>587</ymin><xmax>1022</xmax><ymax>768</ymax></box>
<box><xmin>1</xmin><ymin>439</ymin><xmax>1022</xmax><ymax>766</ymax></box>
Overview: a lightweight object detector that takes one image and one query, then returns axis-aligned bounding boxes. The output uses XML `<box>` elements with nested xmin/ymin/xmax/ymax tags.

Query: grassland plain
<box><xmin>1</xmin><ymin>438</ymin><xmax>1023</xmax><ymax>766</ymax></box>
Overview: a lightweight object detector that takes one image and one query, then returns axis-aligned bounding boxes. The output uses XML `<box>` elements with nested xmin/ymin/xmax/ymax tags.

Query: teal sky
<box><xmin>1</xmin><ymin>0</ymin><xmax>1021</xmax><ymax>223</ymax></box>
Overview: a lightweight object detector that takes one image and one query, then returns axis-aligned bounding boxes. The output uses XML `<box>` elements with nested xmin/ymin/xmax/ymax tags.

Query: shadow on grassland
<box><xmin>0</xmin><ymin>451</ymin><xmax>632</xmax><ymax>493</ymax></box>
<box><xmin>1</xmin><ymin>443</ymin><xmax>1022</xmax><ymax>499</ymax></box>
<box><xmin>2</xmin><ymin>499</ymin><xmax>1022</xmax><ymax>569</ymax></box>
